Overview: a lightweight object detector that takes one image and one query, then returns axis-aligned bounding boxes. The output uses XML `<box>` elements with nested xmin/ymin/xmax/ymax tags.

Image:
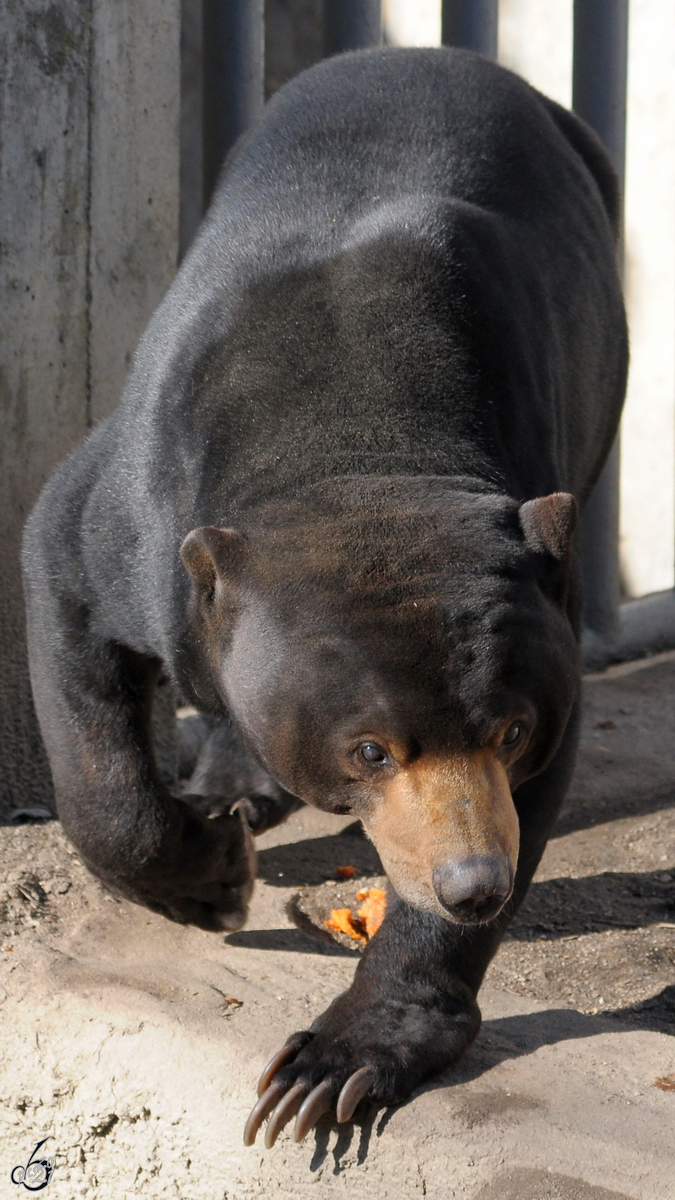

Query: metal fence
<box><xmin>192</xmin><ymin>0</ymin><xmax>675</xmax><ymax>670</ymax></box>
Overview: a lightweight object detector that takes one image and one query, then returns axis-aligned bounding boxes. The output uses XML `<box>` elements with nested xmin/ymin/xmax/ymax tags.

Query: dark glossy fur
<box><xmin>23</xmin><ymin>49</ymin><xmax>626</xmax><ymax>1118</ymax></box>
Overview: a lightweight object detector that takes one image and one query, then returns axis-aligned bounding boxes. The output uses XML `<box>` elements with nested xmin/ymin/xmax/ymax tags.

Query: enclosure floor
<box><xmin>1</xmin><ymin>656</ymin><xmax>674</xmax><ymax>1200</ymax></box>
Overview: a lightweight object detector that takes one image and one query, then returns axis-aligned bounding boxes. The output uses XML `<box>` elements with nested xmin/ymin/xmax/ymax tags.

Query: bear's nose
<box><xmin>432</xmin><ymin>854</ymin><xmax>514</xmax><ymax>924</ymax></box>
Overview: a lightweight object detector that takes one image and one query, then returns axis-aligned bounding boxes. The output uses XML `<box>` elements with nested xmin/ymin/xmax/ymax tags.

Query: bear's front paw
<box><xmin>97</xmin><ymin>799</ymin><xmax>256</xmax><ymax>933</ymax></box>
<box><xmin>243</xmin><ymin>978</ymin><xmax>481</xmax><ymax>1147</ymax></box>
<box><xmin>153</xmin><ymin>798</ymin><xmax>257</xmax><ymax>931</ymax></box>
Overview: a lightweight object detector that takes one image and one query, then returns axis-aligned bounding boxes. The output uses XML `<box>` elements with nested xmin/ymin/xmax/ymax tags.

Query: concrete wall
<box><xmin>385</xmin><ymin>0</ymin><xmax>675</xmax><ymax>601</ymax></box>
<box><xmin>620</xmin><ymin>0</ymin><xmax>675</xmax><ymax>596</ymax></box>
<box><xmin>0</xmin><ymin>0</ymin><xmax>179</xmax><ymax>817</ymax></box>
<box><xmin>383</xmin><ymin>0</ymin><xmax>440</xmax><ymax>46</ymax></box>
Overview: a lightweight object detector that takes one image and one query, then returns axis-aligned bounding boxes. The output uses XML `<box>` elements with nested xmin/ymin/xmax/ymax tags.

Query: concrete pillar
<box><xmin>89</xmin><ymin>0</ymin><xmax>180</xmax><ymax>425</ymax></box>
<box><xmin>498</xmin><ymin>0</ymin><xmax>572</xmax><ymax>108</ymax></box>
<box><xmin>620</xmin><ymin>0</ymin><xmax>675</xmax><ymax>597</ymax></box>
<box><xmin>383</xmin><ymin>1</ymin><xmax>442</xmax><ymax>48</ymax></box>
<box><xmin>0</xmin><ymin>0</ymin><xmax>180</xmax><ymax>820</ymax></box>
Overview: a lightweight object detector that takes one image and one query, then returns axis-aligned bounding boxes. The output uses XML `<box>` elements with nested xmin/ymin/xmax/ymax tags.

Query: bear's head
<box><xmin>180</xmin><ymin>478</ymin><xmax>578</xmax><ymax>925</ymax></box>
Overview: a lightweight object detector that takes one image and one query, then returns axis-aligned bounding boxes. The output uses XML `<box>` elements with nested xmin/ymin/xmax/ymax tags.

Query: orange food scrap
<box><xmin>336</xmin><ymin>865</ymin><xmax>356</xmax><ymax>879</ymax></box>
<box><xmin>324</xmin><ymin>907</ymin><xmax>366</xmax><ymax>942</ymax></box>
<box><xmin>655</xmin><ymin>1073</ymin><xmax>675</xmax><ymax>1092</ymax></box>
<box><xmin>357</xmin><ymin>888</ymin><xmax>387</xmax><ymax>939</ymax></box>
<box><xmin>324</xmin><ymin>888</ymin><xmax>387</xmax><ymax>943</ymax></box>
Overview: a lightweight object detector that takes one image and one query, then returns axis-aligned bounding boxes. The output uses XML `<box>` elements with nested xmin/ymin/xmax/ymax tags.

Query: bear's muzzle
<box><xmin>362</xmin><ymin>749</ymin><xmax>520</xmax><ymax>923</ymax></box>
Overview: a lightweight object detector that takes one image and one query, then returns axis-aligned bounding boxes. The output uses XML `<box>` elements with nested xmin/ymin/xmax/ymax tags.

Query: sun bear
<box><xmin>22</xmin><ymin>48</ymin><xmax>627</xmax><ymax>1146</ymax></box>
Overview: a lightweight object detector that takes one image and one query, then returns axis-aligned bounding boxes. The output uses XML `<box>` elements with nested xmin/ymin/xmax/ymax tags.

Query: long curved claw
<box><xmin>336</xmin><ymin>1066</ymin><xmax>374</xmax><ymax>1123</ymax></box>
<box><xmin>243</xmin><ymin>1081</ymin><xmax>285</xmax><ymax>1146</ymax></box>
<box><xmin>257</xmin><ymin>1042</ymin><xmax>299</xmax><ymax>1097</ymax></box>
<box><xmin>264</xmin><ymin>1082</ymin><xmax>308</xmax><ymax>1149</ymax></box>
<box><xmin>293</xmin><ymin>1080</ymin><xmax>333</xmax><ymax>1143</ymax></box>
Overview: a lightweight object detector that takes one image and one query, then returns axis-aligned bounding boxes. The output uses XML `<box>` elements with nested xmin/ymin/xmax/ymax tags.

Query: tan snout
<box><xmin>362</xmin><ymin>750</ymin><xmax>520</xmax><ymax>923</ymax></box>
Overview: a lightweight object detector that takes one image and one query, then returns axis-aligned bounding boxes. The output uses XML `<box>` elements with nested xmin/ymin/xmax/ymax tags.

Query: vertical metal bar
<box><xmin>441</xmin><ymin>0</ymin><xmax>498</xmax><ymax>59</ymax></box>
<box><xmin>580</xmin><ymin>441</ymin><xmax>622</xmax><ymax>637</ymax></box>
<box><xmin>323</xmin><ymin>0</ymin><xmax>382</xmax><ymax>57</ymax></box>
<box><xmin>202</xmin><ymin>0</ymin><xmax>264</xmax><ymax>209</ymax></box>
<box><xmin>573</xmin><ymin>1</ymin><xmax>629</xmax><ymax>180</ymax></box>
<box><xmin>180</xmin><ymin>0</ymin><xmax>204</xmax><ymax>259</ymax></box>
<box><xmin>573</xmin><ymin>0</ymin><xmax>629</xmax><ymax>639</ymax></box>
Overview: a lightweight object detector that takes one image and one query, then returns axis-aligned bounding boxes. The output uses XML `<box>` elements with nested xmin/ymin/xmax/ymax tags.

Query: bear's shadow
<box><xmin>235</xmin><ymin>818</ymin><xmax>674</xmax><ymax>949</ymax></box>
<box><xmin>230</xmin><ymin>861</ymin><xmax>674</xmax><ymax>955</ymax></box>
<box><xmin>306</xmin><ymin>988</ymin><xmax>675</xmax><ymax>1170</ymax></box>
<box><xmin>255</xmin><ymin>821</ymin><xmax>382</xmax><ymax>888</ymax></box>
<box><xmin>229</xmin><ymin>821</ymin><xmax>674</xmax><ymax>1167</ymax></box>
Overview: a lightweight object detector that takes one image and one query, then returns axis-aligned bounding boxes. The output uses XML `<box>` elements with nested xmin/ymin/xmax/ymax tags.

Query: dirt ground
<box><xmin>274</xmin><ymin>653</ymin><xmax>675</xmax><ymax>1030</ymax></box>
<box><xmin>0</xmin><ymin>651</ymin><xmax>673</xmax><ymax>1199</ymax></box>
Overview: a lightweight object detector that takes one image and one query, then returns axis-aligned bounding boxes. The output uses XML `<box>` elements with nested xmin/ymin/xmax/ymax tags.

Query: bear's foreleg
<box><xmin>23</xmin><ymin>568</ymin><xmax>256</xmax><ymax>931</ymax></box>
<box><xmin>245</xmin><ymin>704</ymin><xmax>581</xmax><ymax>1145</ymax></box>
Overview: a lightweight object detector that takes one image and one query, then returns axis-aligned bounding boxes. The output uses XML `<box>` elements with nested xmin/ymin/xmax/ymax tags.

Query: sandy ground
<box><xmin>1</xmin><ymin>654</ymin><xmax>673</xmax><ymax>1199</ymax></box>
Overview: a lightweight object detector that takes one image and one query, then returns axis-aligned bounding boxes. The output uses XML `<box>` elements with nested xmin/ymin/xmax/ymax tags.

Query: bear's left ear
<box><xmin>180</xmin><ymin>526</ymin><xmax>248</xmax><ymax>603</ymax></box>
<box><xmin>519</xmin><ymin>493</ymin><xmax>578</xmax><ymax>561</ymax></box>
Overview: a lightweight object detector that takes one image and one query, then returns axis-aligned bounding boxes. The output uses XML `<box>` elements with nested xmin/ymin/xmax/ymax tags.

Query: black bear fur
<box><xmin>23</xmin><ymin>48</ymin><xmax>627</xmax><ymax>1139</ymax></box>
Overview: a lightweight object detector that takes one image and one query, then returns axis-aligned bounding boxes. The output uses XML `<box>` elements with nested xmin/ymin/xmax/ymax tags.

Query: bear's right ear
<box><xmin>519</xmin><ymin>493</ymin><xmax>578</xmax><ymax>562</ymax></box>
<box><xmin>180</xmin><ymin>527</ymin><xmax>248</xmax><ymax>603</ymax></box>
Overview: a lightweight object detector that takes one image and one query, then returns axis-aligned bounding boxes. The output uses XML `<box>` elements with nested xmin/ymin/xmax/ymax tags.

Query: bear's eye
<box><xmin>502</xmin><ymin>721</ymin><xmax>523</xmax><ymax>747</ymax></box>
<box><xmin>359</xmin><ymin>741</ymin><xmax>388</xmax><ymax>765</ymax></box>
